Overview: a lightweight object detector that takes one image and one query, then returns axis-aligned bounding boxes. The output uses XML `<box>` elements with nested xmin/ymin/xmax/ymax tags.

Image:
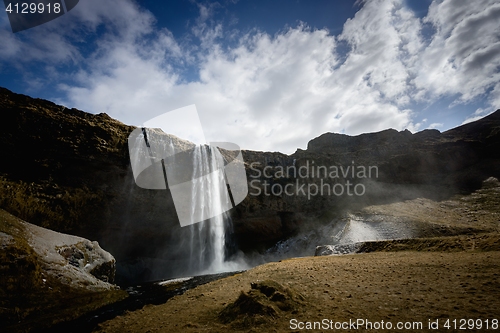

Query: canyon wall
<box><xmin>1</xmin><ymin>87</ymin><xmax>499</xmax><ymax>281</ymax></box>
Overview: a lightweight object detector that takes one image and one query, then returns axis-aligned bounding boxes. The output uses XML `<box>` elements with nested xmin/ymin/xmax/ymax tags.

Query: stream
<box><xmin>38</xmin><ymin>271</ymin><xmax>243</xmax><ymax>333</ymax></box>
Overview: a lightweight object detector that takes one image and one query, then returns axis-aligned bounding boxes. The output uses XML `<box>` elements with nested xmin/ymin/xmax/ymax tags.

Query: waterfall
<box><xmin>340</xmin><ymin>214</ymin><xmax>381</xmax><ymax>244</ymax></box>
<box><xmin>128</xmin><ymin>128</ymin><xmax>247</xmax><ymax>279</ymax></box>
<box><xmin>186</xmin><ymin>145</ymin><xmax>233</xmax><ymax>274</ymax></box>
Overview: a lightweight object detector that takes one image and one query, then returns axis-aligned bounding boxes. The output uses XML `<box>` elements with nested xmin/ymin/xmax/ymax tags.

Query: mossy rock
<box><xmin>219</xmin><ymin>280</ymin><xmax>304</xmax><ymax>328</ymax></box>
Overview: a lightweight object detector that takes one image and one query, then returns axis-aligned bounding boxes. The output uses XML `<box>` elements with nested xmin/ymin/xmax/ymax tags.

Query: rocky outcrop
<box><xmin>315</xmin><ymin>233</ymin><xmax>500</xmax><ymax>257</ymax></box>
<box><xmin>0</xmin><ymin>208</ymin><xmax>118</xmax><ymax>290</ymax></box>
<box><xmin>315</xmin><ymin>243</ymin><xmax>362</xmax><ymax>256</ymax></box>
<box><xmin>304</xmin><ymin>114</ymin><xmax>500</xmax><ymax>187</ymax></box>
<box><xmin>218</xmin><ymin>280</ymin><xmax>304</xmax><ymax>327</ymax></box>
<box><xmin>0</xmin><ymin>208</ymin><xmax>126</xmax><ymax>331</ymax></box>
<box><xmin>1</xmin><ymin>86</ymin><xmax>499</xmax><ymax>282</ymax></box>
<box><xmin>0</xmin><ymin>87</ymin><xmax>177</xmax><ymax>282</ymax></box>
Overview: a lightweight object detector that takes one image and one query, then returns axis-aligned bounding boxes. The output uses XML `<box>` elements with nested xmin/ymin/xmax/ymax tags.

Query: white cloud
<box><xmin>428</xmin><ymin>122</ymin><xmax>443</xmax><ymax>129</ymax></box>
<box><xmin>58</xmin><ymin>0</ymin><xmax>423</xmax><ymax>153</ymax></box>
<box><xmin>0</xmin><ymin>0</ymin><xmax>158</xmax><ymax>64</ymax></box>
<box><xmin>461</xmin><ymin>107</ymin><xmax>495</xmax><ymax>125</ymax></box>
<box><xmin>415</xmin><ymin>0</ymin><xmax>500</xmax><ymax>104</ymax></box>
<box><xmin>489</xmin><ymin>83</ymin><xmax>500</xmax><ymax>110</ymax></box>
<box><xmin>2</xmin><ymin>0</ymin><xmax>500</xmax><ymax>153</ymax></box>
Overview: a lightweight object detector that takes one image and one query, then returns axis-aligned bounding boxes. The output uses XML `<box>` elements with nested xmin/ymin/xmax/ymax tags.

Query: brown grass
<box><xmin>0</xmin><ymin>175</ymin><xmax>105</xmax><ymax>233</ymax></box>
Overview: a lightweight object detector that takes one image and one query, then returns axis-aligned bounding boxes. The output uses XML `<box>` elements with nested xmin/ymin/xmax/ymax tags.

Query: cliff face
<box><xmin>1</xmin><ymin>87</ymin><xmax>499</xmax><ymax>282</ymax></box>
<box><xmin>0</xmin><ymin>87</ymin><xmax>132</xmax><ymax>231</ymax></box>
<box><xmin>232</xmin><ymin>112</ymin><xmax>500</xmax><ymax>250</ymax></box>
<box><xmin>304</xmin><ymin>118</ymin><xmax>500</xmax><ymax>187</ymax></box>
<box><xmin>0</xmin><ymin>87</ymin><xmax>186</xmax><ymax>281</ymax></box>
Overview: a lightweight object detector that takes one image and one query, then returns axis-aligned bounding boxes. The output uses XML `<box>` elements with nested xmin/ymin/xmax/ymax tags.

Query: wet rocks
<box><xmin>315</xmin><ymin>243</ymin><xmax>362</xmax><ymax>256</ymax></box>
<box><xmin>57</xmin><ymin>241</ymin><xmax>116</xmax><ymax>283</ymax></box>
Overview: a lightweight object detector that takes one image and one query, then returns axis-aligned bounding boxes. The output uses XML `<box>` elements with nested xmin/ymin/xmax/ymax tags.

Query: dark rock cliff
<box><xmin>1</xmin><ymin>86</ymin><xmax>499</xmax><ymax>282</ymax></box>
<box><xmin>233</xmin><ymin>112</ymin><xmax>500</xmax><ymax>250</ymax></box>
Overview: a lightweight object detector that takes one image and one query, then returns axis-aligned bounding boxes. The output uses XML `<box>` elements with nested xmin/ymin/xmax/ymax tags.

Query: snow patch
<box><xmin>158</xmin><ymin>277</ymin><xmax>193</xmax><ymax>286</ymax></box>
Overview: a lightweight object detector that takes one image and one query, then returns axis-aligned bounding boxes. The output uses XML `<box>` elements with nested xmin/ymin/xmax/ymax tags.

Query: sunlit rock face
<box><xmin>0</xmin><ymin>209</ymin><xmax>127</xmax><ymax>331</ymax></box>
<box><xmin>0</xmin><ymin>209</ymin><xmax>118</xmax><ymax>290</ymax></box>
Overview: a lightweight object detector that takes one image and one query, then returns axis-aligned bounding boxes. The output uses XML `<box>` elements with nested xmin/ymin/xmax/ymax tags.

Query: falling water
<box><xmin>340</xmin><ymin>215</ymin><xmax>381</xmax><ymax>244</ymax></box>
<box><xmin>187</xmin><ymin>144</ymin><xmax>232</xmax><ymax>274</ymax></box>
<box><xmin>128</xmin><ymin>128</ymin><xmax>247</xmax><ymax>278</ymax></box>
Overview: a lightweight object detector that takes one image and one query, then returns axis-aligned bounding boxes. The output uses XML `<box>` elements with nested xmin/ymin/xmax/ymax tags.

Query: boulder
<box><xmin>0</xmin><ymin>208</ymin><xmax>118</xmax><ymax>290</ymax></box>
<box><xmin>0</xmin><ymin>208</ymin><xmax>126</xmax><ymax>331</ymax></box>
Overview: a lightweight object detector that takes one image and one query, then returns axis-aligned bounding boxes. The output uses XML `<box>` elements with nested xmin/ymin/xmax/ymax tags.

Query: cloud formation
<box><xmin>414</xmin><ymin>0</ymin><xmax>500</xmax><ymax>104</ymax></box>
<box><xmin>1</xmin><ymin>0</ymin><xmax>499</xmax><ymax>153</ymax></box>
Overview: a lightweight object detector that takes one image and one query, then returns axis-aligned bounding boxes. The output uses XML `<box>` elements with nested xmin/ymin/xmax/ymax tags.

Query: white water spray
<box><xmin>186</xmin><ymin>145</ymin><xmax>233</xmax><ymax>274</ymax></box>
<box><xmin>128</xmin><ymin>128</ymin><xmax>248</xmax><ymax>277</ymax></box>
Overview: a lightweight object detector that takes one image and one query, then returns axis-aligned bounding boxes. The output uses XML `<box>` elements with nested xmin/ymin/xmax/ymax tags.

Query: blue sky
<box><xmin>1</xmin><ymin>0</ymin><xmax>499</xmax><ymax>153</ymax></box>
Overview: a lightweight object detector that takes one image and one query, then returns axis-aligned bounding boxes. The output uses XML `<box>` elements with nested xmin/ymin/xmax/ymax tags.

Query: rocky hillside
<box><xmin>1</xmin><ymin>86</ymin><xmax>499</xmax><ymax>282</ymax></box>
<box><xmin>235</xmin><ymin>110</ymin><xmax>500</xmax><ymax>250</ymax></box>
